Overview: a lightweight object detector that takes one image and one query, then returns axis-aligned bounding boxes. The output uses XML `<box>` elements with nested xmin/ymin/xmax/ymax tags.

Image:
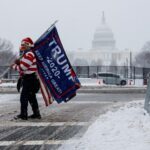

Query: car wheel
<box><xmin>120</xmin><ymin>80</ymin><xmax>126</xmax><ymax>85</ymax></box>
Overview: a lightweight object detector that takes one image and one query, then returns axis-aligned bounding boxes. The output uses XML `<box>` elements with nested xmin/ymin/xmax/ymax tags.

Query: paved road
<box><xmin>0</xmin><ymin>93</ymin><xmax>145</xmax><ymax>150</ymax></box>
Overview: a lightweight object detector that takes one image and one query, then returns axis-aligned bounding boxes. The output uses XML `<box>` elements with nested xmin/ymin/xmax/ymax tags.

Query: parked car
<box><xmin>91</xmin><ymin>72</ymin><xmax>127</xmax><ymax>85</ymax></box>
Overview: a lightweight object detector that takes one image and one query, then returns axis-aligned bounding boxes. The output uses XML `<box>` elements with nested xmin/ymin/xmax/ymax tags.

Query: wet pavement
<box><xmin>0</xmin><ymin>93</ymin><xmax>145</xmax><ymax>150</ymax></box>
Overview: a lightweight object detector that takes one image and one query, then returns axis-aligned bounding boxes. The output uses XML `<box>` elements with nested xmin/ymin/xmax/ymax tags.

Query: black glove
<box><xmin>17</xmin><ymin>77</ymin><xmax>23</xmax><ymax>92</ymax></box>
<box><xmin>14</xmin><ymin>59</ymin><xmax>20</xmax><ymax>65</ymax></box>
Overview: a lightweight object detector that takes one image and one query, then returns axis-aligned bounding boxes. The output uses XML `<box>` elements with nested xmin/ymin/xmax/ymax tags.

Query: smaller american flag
<box><xmin>37</xmin><ymin>72</ymin><xmax>53</xmax><ymax>106</ymax></box>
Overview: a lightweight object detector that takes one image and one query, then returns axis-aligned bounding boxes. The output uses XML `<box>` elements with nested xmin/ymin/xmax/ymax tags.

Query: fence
<box><xmin>1</xmin><ymin>65</ymin><xmax>150</xmax><ymax>84</ymax></box>
<box><xmin>72</xmin><ymin>66</ymin><xmax>150</xmax><ymax>85</ymax></box>
<box><xmin>0</xmin><ymin>66</ymin><xmax>18</xmax><ymax>79</ymax></box>
<box><xmin>73</xmin><ymin>66</ymin><xmax>150</xmax><ymax>79</ymax></box>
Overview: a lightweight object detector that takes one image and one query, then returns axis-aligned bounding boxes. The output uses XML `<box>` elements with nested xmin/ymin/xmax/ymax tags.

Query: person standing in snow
<box><xmin>11</xmin><ymin>37</ymin><xmax>41</xmax><ymax>120</ymax></box>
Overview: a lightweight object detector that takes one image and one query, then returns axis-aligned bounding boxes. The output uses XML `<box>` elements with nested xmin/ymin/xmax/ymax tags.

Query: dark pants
<box><xmin>20</xmin><ymin>73</ymin><xmax>40</xmax><ymax>116</ymax></box>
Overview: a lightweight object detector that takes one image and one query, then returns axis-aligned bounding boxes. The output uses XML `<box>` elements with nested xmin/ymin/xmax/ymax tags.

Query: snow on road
<box><xmin>0</xmin><ymin>94</ymin><xmax>18</xmax><ymax>104</ymax></box>
<box><xmin>59</xmin><ymin>100</ymin><xmax>150</xmax><ymax>150</ymax></box>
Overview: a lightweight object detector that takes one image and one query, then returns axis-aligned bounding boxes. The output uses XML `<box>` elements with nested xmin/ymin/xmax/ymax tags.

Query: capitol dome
<box><xmin>92</xmin><ymin>12</ymin><xmax>116</xmax><ymax>50</ymax></box>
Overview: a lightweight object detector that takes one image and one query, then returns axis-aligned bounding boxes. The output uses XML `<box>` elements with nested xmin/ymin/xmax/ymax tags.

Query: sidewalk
<box><xmin>79</xmin><ymin>86</ymin><xmax>147</xmax><ymax>93</ymax></box>
<box><xmin>0</xmin><ymin>82</ymin><xmax>147</xmax><ymax>93</ymax></box>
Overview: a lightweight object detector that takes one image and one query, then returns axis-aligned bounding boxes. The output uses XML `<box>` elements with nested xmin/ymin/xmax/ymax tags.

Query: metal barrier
<box><xmin>0</xmin><ymin>65</ymin><xmax>150</xmax><ymax>85</ymax></box>
<box><xmin>0</xmin><ymin>66</ymin><xmax>18</xmax><ymax>79</ymax></box>
<box><xmin>72</xmin><ymin>66</ymin><xmax>150</xmax><ymax>85</ymax></box>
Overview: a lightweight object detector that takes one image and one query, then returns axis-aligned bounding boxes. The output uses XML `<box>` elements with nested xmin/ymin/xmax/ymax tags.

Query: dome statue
<box><xmin>92</xmin><ymin>12</ymin><xmax>116</xmax><ymax>51</ymax></box>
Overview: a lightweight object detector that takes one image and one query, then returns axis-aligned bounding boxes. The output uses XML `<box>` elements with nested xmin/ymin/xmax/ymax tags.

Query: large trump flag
<box><xmin>33</xmin><ymin>25</ymin><xmax>81</xmax><ymax>105</ymax></box>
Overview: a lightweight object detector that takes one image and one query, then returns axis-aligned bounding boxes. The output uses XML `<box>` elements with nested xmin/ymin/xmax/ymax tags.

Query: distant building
<box><xmin>92</xmin><ymin>12</ymin><xmax>116</xmax><ymax>51</ymax></box>
<box><xmin>67</xmin><ymin>12</ymin><xmax>132</xmax><ymax>67</ymax></box>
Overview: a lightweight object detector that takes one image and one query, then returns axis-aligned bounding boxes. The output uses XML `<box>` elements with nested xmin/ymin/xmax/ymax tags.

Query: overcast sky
<box><xmin>1</xmin><ymin>0</ymin><xmax>150</xmax><ymax>52</ymax></box>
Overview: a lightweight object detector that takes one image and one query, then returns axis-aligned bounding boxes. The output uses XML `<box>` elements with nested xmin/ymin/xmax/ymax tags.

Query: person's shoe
<box><xmin>14</xmin><ymin>114</ymin><xmax>28</xmax><ymax>120</ymax></box>
<box><xmin>28</xmin><ymin>114</ymin><xmax>41</xmax><ymax>119</ymax></box>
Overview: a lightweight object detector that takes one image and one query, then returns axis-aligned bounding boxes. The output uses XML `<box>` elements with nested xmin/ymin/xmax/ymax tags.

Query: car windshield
<box><xmin>98</xmin><ymin>73</ymin><xmax>120</xmax><ymax>78</ymax></box>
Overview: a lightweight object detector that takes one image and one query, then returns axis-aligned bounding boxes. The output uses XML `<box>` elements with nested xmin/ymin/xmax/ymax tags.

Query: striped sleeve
<box><xmin>12</xmin><ymin>64</ymin><xmax>20</xmax><ymax>71</ymax></box>
<box><xmin>19</xmin><ymin>52</ymin><xmax>35</xmax><ymax>71</ymax></box>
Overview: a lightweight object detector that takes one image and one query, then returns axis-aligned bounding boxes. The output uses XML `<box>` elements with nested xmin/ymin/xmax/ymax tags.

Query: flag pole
<box><xmin>47</xmin><ymin>20</ymin><xmax>58</xmax><ymax>31</ymax></box>
<box><xmin>35</xmin><ymin>20</ymin><xmax>58</xmax><ymax>43</ymax></box>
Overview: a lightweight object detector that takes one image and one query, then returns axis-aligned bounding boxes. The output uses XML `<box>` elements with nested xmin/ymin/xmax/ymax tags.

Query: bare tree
<box><xmin>110</xmin><ymin>58</ymin><xmax>117</xmax><ymax>66</ymax></box>
<box><xmin>134</xmin><ymin>41</ymin><xmax>150</xmax><ymax>67</ymax></box>
<box><xmin>96</xmin><ymin>59</ymin><xmax>103</xmax><ymax>66</ymax></box>
<box><xmin>91</xmin><ymin>60</ymin><xmax>97</xmax><ymax>66</ymax></box>
<box><xmin>73</xmin><ymin>58</ymin><xmax>89</xmax><ymax>66</ymax></box>
<box><xmin>90</xmin><ymin>59</ymin><xmax>103</xmax><ymax>66</ymax></box>
<box><xmin>0</xmin><ymin>38</ymin><xmax>15</xmax><ymax>66</ymax></box>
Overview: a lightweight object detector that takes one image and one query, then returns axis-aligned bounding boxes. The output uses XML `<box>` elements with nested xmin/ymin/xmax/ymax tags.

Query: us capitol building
<box><xmin>67</xmin><ymin>13</ymin><xmax>132</xmax><ymax>66</ymax></box>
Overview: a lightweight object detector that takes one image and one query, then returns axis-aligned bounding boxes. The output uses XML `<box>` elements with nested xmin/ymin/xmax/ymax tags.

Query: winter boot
<box><xmin>28</xmin><ymin>109</ymin><xmax>41</xmax><ymax>119</ymax></box>
<box><xmin>14</xmin><ymin>114</ymin><xmax>28</xmax><ymax>120</ymax></box>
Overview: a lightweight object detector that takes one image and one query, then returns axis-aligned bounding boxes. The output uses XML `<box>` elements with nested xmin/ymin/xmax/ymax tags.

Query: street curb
<box><xmin>78</xmin><ymin>86</ymin><xmax>147</xmax><ymax>93</ymax></box>
<box><xmin>78</xmin><ymin>88</ymin><xmax>146</xmax><ymax>93</ymax></box>
<box><xmin>0</xmin><ymin>86</ymin><xmax>147</xmax><ymax>94</ymax></box>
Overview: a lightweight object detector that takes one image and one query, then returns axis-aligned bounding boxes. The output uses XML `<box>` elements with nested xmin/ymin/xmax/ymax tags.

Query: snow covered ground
<box><xmin>0</xmin><ymin>80</ymin><xmax>148</xmax><ymax>149</ymax></box>
<box><xmin>0</xmin><ymin>82</ymin><xmax>16</xmax><ymax>87</ymax></box>
<box><xmin>79</xmin><ymin>78</ymin><xmax>144</xmax><ymax>87</ymax></box>
<box><xmin>0</xmin><ymin>78</ymin><xmax>145</xmax><ymax>88</ymax></box>
<box><xmin>59</xmin><ymin>100</ymin><xmax>150</xmax><ymax>150</ymax></box>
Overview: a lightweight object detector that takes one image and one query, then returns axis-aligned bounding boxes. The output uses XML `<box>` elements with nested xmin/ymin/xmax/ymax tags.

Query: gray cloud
<box><xmin>0</xmin><ymin>0</ymin><xmax>150</xmax><ymax>52</ymax></box>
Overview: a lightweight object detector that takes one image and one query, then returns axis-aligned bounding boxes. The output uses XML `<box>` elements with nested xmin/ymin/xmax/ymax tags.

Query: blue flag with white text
<box><xmin>33</xmin><ymin>26</ymin><xmax>81</xmax><ymax>103</ymax></box>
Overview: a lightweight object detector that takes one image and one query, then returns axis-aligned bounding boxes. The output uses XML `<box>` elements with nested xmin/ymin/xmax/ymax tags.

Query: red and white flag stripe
<box><xmin>37</xmin><ymin>72</ymin><xmax>53</xmax><ymax>106</ymax></box>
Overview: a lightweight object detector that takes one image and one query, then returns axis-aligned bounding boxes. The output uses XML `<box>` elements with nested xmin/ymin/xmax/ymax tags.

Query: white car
<box><xmin>91</xmin><ymin>72</ymin><xmax>127</xmax><ymax>85</ymax></box>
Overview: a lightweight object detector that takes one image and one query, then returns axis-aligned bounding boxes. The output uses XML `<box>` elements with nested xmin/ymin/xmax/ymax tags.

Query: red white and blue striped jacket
<box><xmin>12</xmin><ymin>51</ymin><xmax>37</xmax><ymax>75</ymax></box>
<box><xmin>12</xmin><ymin>51</ymin><xmax>53</xmax><ymax>106</ymax></box>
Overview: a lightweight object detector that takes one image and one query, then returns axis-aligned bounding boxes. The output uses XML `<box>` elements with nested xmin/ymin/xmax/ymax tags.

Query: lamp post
<box><xmin>126</xmin><ymin>58</ymin><xmax>128</xmax><ymax>78</ymax></box>
<box><xmin>130</xmin><ymin>51</ymin><xmax>132</xmax><ymax>79</ymax></box>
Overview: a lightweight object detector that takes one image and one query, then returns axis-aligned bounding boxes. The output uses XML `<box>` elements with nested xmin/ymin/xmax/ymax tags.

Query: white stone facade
<box><xmin>67</xmin><ymin>12</ymin><xmax>132</xmax><ymax>67</ymax></box>
<box><xmin>67</xmin><ymin>49</ymin><xmax>131</xmax><ymax>66</ymax></box>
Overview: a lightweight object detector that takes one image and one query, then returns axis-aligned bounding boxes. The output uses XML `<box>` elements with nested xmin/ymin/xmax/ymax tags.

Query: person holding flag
<box><xmin>10</xmin><ymin>24</ymin><xmax>81</xmax><ymax>120</ymax></box>
<box><xmin>11</xmin><ymin>37</ymin><xmax>41</xmax><ymax>120</ymax></box>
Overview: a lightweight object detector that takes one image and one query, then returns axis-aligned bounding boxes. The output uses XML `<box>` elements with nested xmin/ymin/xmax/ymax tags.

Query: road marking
<box><xmin>68</xmin><ymin>101</ymin><xmax>113</xmax><ymax>104</ymax></box>
<box><xmin>0</xmin><ymin>139</ymin><xmax>79</xmax><ymax>146</ymax></box>
<box><xmin>0</xmin><ymin>122</ymin><xmax>88</xmax><ymax>127</ymax></box>
<box><xmin>1</xmin><ymin>139</ymin><xmax>150</xmax><ymax>146</ymax></box>
<box><xmin>0</xmin><ymin>141</ymin><xmax>16</xmax><ymax>146</ymax></box>
<box><xmin>26</xmin><ymin>139</ymin><xmax>78</xmax><ymax>145</ymax></box>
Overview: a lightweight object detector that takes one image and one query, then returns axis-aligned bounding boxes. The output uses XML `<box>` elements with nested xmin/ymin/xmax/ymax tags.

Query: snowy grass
<box><xmin>59</xmin><ymin>100</ymin><xmax>150</xmax><ymax>150</ymax></box>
